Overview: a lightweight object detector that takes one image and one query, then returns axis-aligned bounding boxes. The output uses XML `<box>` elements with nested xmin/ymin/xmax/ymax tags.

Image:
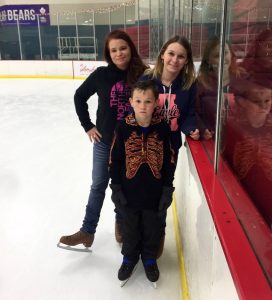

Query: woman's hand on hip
<box><xmin>87</xmin><ymin>127</ymin><xmax>102</xmax><ymax>143</ymax></box>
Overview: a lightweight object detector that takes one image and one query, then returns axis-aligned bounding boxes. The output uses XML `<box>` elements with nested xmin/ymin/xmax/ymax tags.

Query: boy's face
<box><xmin>241</xmin><ymin>87</ymin><xmax>272</xmax><ymax>127</ymax></box>
<box><xmin>129</xmin><ymin>88</ymin><xmax>157</xmax><ymax>124</ymax></box>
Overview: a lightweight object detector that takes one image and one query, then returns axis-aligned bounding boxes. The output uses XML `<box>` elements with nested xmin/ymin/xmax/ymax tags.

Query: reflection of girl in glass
<box><xmin>196</xmin><ymin>36</ymin><xmax>244</xmax><ymax>140</ymax></box>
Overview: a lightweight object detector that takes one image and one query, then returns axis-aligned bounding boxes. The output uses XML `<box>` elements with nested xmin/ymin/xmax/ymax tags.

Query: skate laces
<box><xmin>143</xmin><ymin>259</ymin><xmax>156</xmax><ymax>267</ymax></box>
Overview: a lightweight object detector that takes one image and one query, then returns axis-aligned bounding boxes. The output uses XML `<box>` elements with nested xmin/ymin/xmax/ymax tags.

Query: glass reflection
<box><xmin>196</xmin><ymin>36</ymin><xmax>243</xmax><ymax>160</ymax></box>
<box><xmin>241</xmin><ymin>29</ymin><xmax>272</xmax><ymax>88</ymax></box>
<box><xmin>223</xmin><ymin>80</ymin><xmax>272</xmax><ymax>227</ymax></box>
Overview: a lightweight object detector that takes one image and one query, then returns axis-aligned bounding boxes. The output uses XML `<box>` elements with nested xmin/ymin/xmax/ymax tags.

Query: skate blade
<box><xmin>152</xmin><ymin>282</ymin><xmax>157</xmax><ymax>289</ymax></box>
<box><xmin>120</xmin><ymin>279</ymin><xmax>129</xmax><ymax>287</ymax></box>
<box><xmin>57</xmin><ymin>242</ymin><xmax>92</xmax><ymax>253</ymax></box>
<box><xmin>119</xmin><ymin>262</ymin><xmax>138</xmax><ymax>287</ymax></box>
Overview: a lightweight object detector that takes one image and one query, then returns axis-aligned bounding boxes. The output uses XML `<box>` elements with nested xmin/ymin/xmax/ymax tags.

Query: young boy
<box><xmin>109</xmin><ymin>80</ymin><xmax>175</xmax><ymax>286</ymax></box>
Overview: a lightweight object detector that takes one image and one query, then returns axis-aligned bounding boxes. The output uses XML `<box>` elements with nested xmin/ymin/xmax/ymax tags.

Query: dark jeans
<box><xmin>121</xmin><ymin>207</ymin><xmax>163</xmax><ymax>261</ymax></box>
<box><xmin>81</xmin><ymin>141</ymin><xmax>121</xmax><ymax>234</ymax></box>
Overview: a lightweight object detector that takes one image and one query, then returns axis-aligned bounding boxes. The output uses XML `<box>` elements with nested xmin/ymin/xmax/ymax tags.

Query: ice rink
<box><xmin>0</xmin><ymin>78</ymin><xmax>180</xmax><ymax>300</ymax></box>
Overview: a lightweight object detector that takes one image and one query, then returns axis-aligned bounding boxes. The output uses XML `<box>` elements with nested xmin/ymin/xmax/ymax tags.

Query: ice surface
<box><xmin>0</xmin><ymin>78</ymin><xmax>180</xmax><ymax>300</ymax></box>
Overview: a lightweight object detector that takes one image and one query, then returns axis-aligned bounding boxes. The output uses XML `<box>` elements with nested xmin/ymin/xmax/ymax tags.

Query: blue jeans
<box><xmin>81</xmin><ymin>141</ymin><xmax>121</xmax><ymax>234</ymax></box>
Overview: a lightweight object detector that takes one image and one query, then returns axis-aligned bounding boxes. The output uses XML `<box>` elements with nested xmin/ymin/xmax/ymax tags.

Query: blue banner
<box><xmin>0</xmin><ymin>4</ymin><xmax>50</xmax><ymax>26</ymax></box>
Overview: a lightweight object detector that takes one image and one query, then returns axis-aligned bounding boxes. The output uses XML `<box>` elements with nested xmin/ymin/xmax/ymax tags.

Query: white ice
<box><xmin>0</xmin><ymin>78</ymin><xmax>181</xmax><ymax>300</ymax></box>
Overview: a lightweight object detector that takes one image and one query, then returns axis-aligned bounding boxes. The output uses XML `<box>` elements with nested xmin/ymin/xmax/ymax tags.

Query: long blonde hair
<box><xmin>145</xmin><ymin>35</ymin><xmax>196</xmax><ymax>90</ymax></box>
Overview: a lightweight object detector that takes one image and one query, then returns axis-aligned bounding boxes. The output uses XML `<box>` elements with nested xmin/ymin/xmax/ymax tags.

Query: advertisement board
<box><xmin>0</xmin><ymin>4</ymin><xmax>50</xmax><ymax>26</ymax></box>
<box><xmin>73</xmin><ymin>61</ymin><xmax>107</xmax><ymax>78</ymax></box>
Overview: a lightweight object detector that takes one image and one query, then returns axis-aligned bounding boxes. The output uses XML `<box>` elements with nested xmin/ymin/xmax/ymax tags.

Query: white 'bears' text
<box><xmin>0</xmin><ymin>9</ymin><xmax>36</xmax><ymax>22</ymax></box>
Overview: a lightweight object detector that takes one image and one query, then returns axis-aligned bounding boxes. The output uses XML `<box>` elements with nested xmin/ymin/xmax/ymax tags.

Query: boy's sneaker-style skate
<box><xmin>57</xmin><ymin>231</ymin><xmax>94</xmax><ymax>252</ymax></box>
<box><xmin>143</xmin><ymin>259</ymin><xmax>160</xmax><ymax>288</ymax></box>
<box><xmin>115</xmin><ymin>221</ymin><xmax>123</xmax><ymax>243</ymax></box>
<box><xmin>118</xmin><ymin>257</ymin><xmax>138</xmax><ymax>287</ymax></box>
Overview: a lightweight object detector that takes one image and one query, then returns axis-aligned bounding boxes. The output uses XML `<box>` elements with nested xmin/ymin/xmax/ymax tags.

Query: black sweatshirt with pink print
<box><xmin>74</xmin><ymin>63</ymin><xmax>132</xmax><ymax>145</ymax></box>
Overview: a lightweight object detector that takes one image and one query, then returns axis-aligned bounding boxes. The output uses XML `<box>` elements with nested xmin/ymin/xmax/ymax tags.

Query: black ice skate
<box><xmin>143</xmin><ymin>259</ymin><xmax>160</xmax><ymax>288</ymax></box>
<box><xmin>118</xmin><ymin>257</ymin><xmax>138</xmax><ymax>287</ymax></box>
<box><xmin>57</xmin><ymin>231</ymin><xmax>94</xmax><ymax>252</ymax></box>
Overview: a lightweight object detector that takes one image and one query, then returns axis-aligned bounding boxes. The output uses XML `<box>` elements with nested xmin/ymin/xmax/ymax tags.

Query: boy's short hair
<box><xmin>131</xmin><ymin>80</ymin><xmax>159</xmax><ymax>100</ymax></box>
<box><xmin>233</xmin><ymin>78</ymin><xmax>271</xmax><ymax>100</ymax></box>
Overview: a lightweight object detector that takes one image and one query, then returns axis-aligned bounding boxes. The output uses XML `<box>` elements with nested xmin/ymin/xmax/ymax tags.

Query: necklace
<box><xmin>161</xmin><ymin>79</ymin><xmax>172</xmax><ymax>87</ymax></box>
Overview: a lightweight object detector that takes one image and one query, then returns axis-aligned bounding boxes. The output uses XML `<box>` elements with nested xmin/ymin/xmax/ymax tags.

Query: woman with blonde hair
<box><xmin>141</xmin><ymin>35</ymin><xmax>199</xmax><ymax>156</ymax></box>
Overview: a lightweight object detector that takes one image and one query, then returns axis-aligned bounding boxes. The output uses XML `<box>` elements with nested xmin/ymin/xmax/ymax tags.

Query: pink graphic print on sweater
<box><xmin>110</xmin><ymin>81</ymin><xmax>131</xmax><ymax>120</ymax></box>
<box><xmin>156</xmin><ymin>93</ymin><xmax>180</xmax><ymax>131</ymax></box>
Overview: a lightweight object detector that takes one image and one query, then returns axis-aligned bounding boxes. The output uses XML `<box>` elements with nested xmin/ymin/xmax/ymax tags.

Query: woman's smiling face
<box><xmin>161</xmin><ymin>42</ymin><xmax>188</xmax><ymax>76</ymax></box>
<box><xmin>108</xmin><ymin>38</ymin><xmax>131</xmax><ymax>70</ymax></box>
